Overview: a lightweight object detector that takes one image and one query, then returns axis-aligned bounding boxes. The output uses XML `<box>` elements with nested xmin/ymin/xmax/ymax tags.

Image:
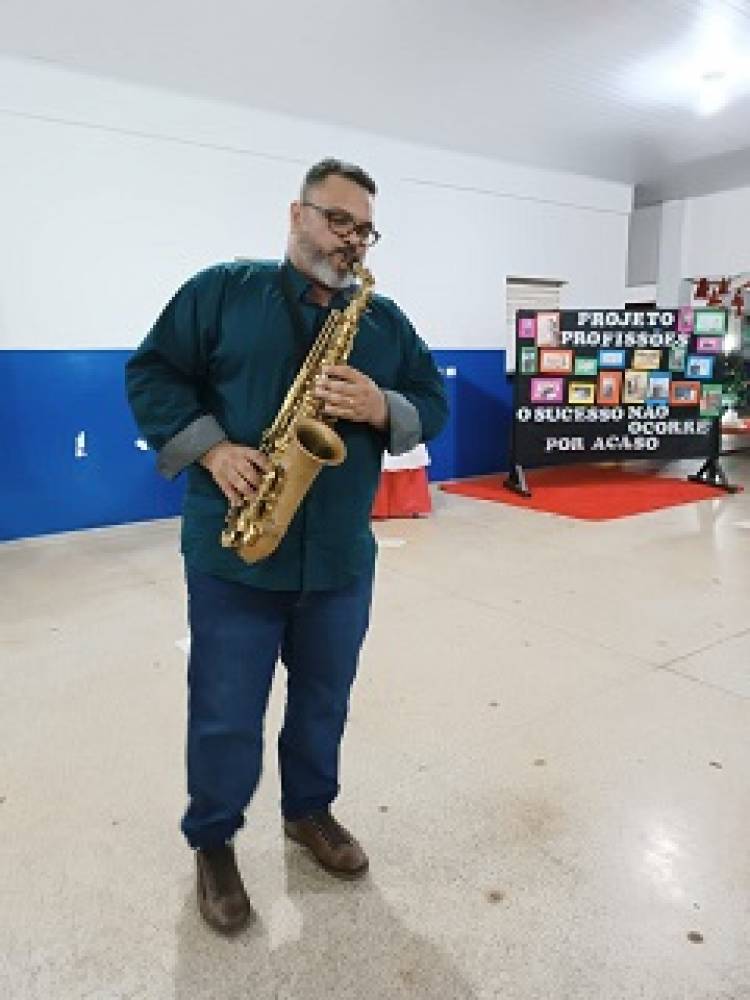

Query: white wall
<box><xmin>624</xmin><ymin>285</ymin><xmax>657</xmax><ymax>303</ymax></box>
<box><xmin>627</xmin><ymin>205</ymin><xmax>661</xmax><ymax>287</ymax></box>
<box><xmin>682</xmin><ymin>185</ymin><xmax>750</xmax><ymax>279</ymax></box>
<box><xmin>0</xmin><ymin>57</ymin><xmax>631</xmax><ymax>352</ymax></box>
<box><xmin>654</xmin><ymin>185</ymin><xmax>750</xmax><ymax>304</ymax></box>
<box><xmin>657</xmin><ymin>201</ymin><xmax>689</xmax><ymax>307</ymax></box>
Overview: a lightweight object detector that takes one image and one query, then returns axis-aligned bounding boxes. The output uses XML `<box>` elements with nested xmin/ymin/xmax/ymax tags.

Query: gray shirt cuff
<box><xmin>156</xmin><ymin>415</ymin><xmax>227</xmax><ymax>480</ymax></box>
<box><xmin>383</xmin><ymin>390</ymin><xmax>422</xmax><ymax>456</ymax></box>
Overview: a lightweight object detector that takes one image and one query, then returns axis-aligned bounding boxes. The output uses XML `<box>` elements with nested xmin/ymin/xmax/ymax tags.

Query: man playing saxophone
<box><xmin>126</xmin><ymin>159</ymin><xmax>448</xmax><ymax>934</ymax></box>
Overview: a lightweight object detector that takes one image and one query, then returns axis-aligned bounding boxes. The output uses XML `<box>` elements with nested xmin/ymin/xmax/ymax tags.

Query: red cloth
<box><xmin>371</xmin><ymin>468</ymin><xmax>432</xmax><ymax>518</ymax></box>
<box><xmin>439</xmin><ymin>466</ymin><xmax>736</xmax><ymax>520</ymax></box>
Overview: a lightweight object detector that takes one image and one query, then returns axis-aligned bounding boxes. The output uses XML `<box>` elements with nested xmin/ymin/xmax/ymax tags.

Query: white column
<box><xmin>657</xmin><ymin>200</ymin><xmax>689</xmax><ymax>307</ymax></box>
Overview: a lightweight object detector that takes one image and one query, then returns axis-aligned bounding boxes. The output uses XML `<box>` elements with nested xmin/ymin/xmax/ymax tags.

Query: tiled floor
<box><xmin>1</xmin><ymin>458</ymin><xmax>749</xmax><ymax>999</ymax></box>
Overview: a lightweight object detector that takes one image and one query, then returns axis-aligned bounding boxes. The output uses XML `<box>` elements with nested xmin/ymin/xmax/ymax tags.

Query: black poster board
<box><xmin>505</xmin><ymin>307</ymin><xmax>737</xmax><ymax>496</ymax></box>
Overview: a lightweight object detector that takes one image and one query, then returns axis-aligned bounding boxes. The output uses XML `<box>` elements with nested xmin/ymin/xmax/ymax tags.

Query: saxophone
<box><xmin>220</xmin><ymin>261</ymin><xmax>376</xmax><ymax>563</ymax></box>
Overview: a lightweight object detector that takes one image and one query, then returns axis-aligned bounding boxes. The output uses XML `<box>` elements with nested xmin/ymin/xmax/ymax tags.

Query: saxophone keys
<box><xmin>241</xmin><ymin>522</ymin><xmax>260</xmax><ymax>546</ymax></box>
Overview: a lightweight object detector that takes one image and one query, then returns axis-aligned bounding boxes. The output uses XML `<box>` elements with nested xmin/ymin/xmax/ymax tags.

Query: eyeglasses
<box><xmin>302</xmin><ymin>201</ymin><xmax>381</xmax><ymax>247</ymax></box>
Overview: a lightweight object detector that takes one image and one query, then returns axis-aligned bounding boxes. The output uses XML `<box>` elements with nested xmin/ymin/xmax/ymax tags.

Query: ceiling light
<box><xmin>626</xmin><ymin>3</ymin><xmax>750</xmax><ymax>114</ymax></box>
<box><xmin>698</xmin><ymin>68</ymin><xmax>729</xmax><ymax>115</ymax></box>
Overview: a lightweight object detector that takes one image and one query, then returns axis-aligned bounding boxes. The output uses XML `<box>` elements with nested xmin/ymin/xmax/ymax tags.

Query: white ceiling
<box><xmin>1</xmin><ymin>0</ymin><xmax>749</xmax><ymax>186</ymax></box>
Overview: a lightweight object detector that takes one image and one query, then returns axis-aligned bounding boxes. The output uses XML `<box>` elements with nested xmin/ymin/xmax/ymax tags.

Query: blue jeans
<box><xmin>181</xmin><ymin>567</ymin><xmax>374</xmax><ymax>850</ymax></box>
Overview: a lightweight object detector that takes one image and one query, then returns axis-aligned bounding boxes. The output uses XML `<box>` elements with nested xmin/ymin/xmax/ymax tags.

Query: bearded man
<box><xmin>126</xmin><ymin>158</ymin><xmax>447</xmax><ymax>934</ymax></box>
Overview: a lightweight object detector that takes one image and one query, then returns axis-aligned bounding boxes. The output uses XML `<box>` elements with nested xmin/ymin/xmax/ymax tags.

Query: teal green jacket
<box><xmin>126</xmin><ymin>260</ymin><xmax>448</xmax><ymax>590</ymax></box>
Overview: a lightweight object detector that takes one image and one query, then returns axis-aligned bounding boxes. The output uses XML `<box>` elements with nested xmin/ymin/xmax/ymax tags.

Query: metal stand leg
<box><xmin>687</xmin><ymin>457</ymin><xmax>740</xmax><ymax>494</ymax></box>
<box><xmin>503</xmin><ymin>464</ymin><xmax>531</xmax><ymax>498</ymax></box>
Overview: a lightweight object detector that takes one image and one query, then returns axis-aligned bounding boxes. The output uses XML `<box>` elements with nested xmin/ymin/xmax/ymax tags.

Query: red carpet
<box><xmin>439</xmin><ymin>465</ymin><xmax>734</xmax><ymax>520</ymax></box>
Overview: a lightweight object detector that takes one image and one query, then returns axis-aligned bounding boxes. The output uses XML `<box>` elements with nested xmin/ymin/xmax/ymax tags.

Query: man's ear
<box><xmin>290</xmin><ymin>200</ymin><xmax>302</xmax><ymax>228</ymax></box>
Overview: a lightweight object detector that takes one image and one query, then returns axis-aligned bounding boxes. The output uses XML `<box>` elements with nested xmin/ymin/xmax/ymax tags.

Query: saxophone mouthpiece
<box><xmin>341</xmin><ymin>245</ymin><xmax>358</xmax><ymax>267</ymax></box>
<box><xmin>352</xmin><ymin>260</ymin><xmax>374</xmax><ymax>288</ymax></box>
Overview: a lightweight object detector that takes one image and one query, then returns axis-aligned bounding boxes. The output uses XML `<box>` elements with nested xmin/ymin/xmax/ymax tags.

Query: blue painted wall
<box><xmin>0</xmin><ymin>351</ymin><xmax>184</xmax><ymax>542</ymax></box>
<box><xmin>430</xmin><ymin>349</ymin><xmax>512</xmax><ymax>482</ymax></box>
<box><xmin>0</xmin><ymin>348</ymin><xmax>511</xmax><ymax>542</ymax></box>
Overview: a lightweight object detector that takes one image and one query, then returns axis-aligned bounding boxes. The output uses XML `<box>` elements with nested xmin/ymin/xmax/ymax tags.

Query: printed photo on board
<box><xmin>668</xmin><ymin>345</ymin><xmax>687</xmax><ymax>371</ymax></box>
<box><xmin>598</xmin><ymin>348</ymin><xmax>626</xmax><ymax>368</ymax></box>
<box><xmin>670</xmin><ymin>381</ymin><xmax>701</xmax><ymax>406</ymax></box>
<box><xmin>530</xmin><ymin>377</ymin><xmax>564</xmax><ymax>403</ymax></box>
<box><xmin>696</xmin><ymin>336</ymin><xmax>723</xmax><ymax>354</ymax></box>
<box><xmin>646</xmin><ymin>372</ymin><xmax>671</xmax><ymax>403</ymax></box>
<box><xmin>518</xmin><ymin>316</ymin><xmax>537</xmax><ymax>339</ymax></box>
<box><xmin>633</xmin><ymin>349</ymin><xmax>662</xmax><ymax>370</ymax></box>
<box><xmin>535</xmin><ymin>312</ymin><xmax>561</xmax><ymax>347</ymax></box>
<box><xmin>622</xmin><ymin>370</ymin><xmax>648</xmax><ymax>404</ymax></box>
<box><xmin>597</xmin><ymin>370</ymin><xmax>622</xmax><ymax>405</ymax></box>
<box><xmin>568</xmin><ymin>382</ymin><xmax>596</xmax><ymax>405</ymax></box>
<box><xmin>539</xmin><ymin>349</ymin><xmax>573</xmax><ymax>374</ymax></box>
<box><xmin>677</xmin><ymin>307</ymin><xmax>694</xmax><ymax>334</ymax></box>
<box><xmin>694</xmin><ymin>309</ymin><xmax>727</xmax><ymax>336</ymax></box>
<box><xmin>520</xmin><ymin>346</ymin><xmax>537</xmax><ymax>373</ymax></box>
<box><xmin>700</xmin><ymin>384</ymin><xmax>723</xmax><ymax>417</ymax></box>
<box><xmin>686</xmin><ymin>355</ymin><xmax>715</xmax><ymax>379</ymax></box>
<box><xmin>574</xmin><ymin>356</ymin><xmax>598</xmax><ymax>376</ymax></box>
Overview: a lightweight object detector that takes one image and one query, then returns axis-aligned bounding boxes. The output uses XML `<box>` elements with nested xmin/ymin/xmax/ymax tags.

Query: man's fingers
<box><xmin>319</xmin><ymin>389</ymin><xmax>355</xmax><ymax>410</ymax></box>
<box><xmin>320</xmin><ymin>367</ymin><xmax>362</xmax><ymax>388</ymax></box>
<box><xmin>239</xmin><ymin>456</ymin><xmax>266</xmax><ymax>482</ymax></box>
<box><xmin>206</xmin><ymin>443</ymin><xmax>269</xmax><ymax>505</ymax></box>
<box><xmin>322</xmin><ymin>364</ymin><xmax>357</xmax><ymax>380</ymax></box>
<box><xmin>224</xmin><ymin>484</ymin><xmax>243</xmax><ymax>507</ymax></box>
<box><xmin>324</xmin><ymin>402</ymin><xmax>362</xmax><ymax>420</ymax></box>
<box><xmin>236</xmin><ymin>447</ymin><xmax>269</xmax><ymax>472</ymax></box>
<box><xmin>230</xmin><ymin>468</ymin><xmax>259</xmax><ymax>495</ymax></box>
<box><xmin>317</xmin><ymin>386</ymin><xmax>355</xmax><ymax>406</ymax></box>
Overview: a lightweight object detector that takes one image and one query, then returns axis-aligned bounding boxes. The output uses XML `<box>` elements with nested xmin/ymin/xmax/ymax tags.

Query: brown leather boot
<box><xmin>196</xmin><ymin>843</ymin><xmax>254</xmax><ymax>934</ymax></box>
<box><xmin>284</xmin><ymin>811</ymin><xmax>369</xmax><ymax>879</ymax></box>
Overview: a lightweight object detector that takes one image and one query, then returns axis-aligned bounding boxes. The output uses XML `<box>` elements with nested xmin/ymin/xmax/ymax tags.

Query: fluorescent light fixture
<box><xmin>626</xmin><ymin>3</ymin><xmax>750</xmax><ymax>114</ymax></box>
<box><xmin>698</xmin><ymin>69</ymin><xmax>728</xmax><ymax>115</ymax></box>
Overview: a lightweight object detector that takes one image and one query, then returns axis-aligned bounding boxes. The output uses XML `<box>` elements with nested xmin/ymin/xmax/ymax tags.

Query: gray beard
<box><xmin>293</xmin><ymin>234</ymin><xmax>357</xmax><ymax>291</ymax></box>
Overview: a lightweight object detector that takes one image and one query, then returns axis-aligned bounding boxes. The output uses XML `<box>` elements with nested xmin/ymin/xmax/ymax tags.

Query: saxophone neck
<box><xmin>348</xmin><ymin>263</ymin><xmax>375</xmax><ymax>318</ymax></box>
<box><xmin>352</xmin><ymin>261</ymin><xmax>374</xmax><ymax>293</ymax></box>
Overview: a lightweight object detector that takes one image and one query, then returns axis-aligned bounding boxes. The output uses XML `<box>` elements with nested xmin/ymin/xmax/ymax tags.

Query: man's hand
<box><xmin>314</xmin><ymin>365</ymin><xmax>389</xmax><ymax>431</ymax></box>
<box><xmin>199</xmin><ymin>441</ymin><xmax>269</xmax><ymax>507</ymax></box>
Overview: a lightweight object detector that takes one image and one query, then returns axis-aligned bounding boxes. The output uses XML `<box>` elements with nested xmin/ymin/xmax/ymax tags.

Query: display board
<box><xmin>505</xmin><ymin>307</ymin><xmax>736</xmax><ymax>496</ymax></box>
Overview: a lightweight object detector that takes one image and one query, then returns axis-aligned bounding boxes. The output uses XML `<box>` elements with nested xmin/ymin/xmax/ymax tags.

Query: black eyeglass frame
<box><xmin>301</xmin><ymin>201</ymin><xmax>381</xmax><ymax>247</ymax></box>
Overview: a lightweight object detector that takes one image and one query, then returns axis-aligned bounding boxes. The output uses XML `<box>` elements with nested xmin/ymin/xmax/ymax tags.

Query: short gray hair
<box><xmin>301</xmin><ymin>158</ymin><xmax>377</xmax><ymax>199</ymax></box>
